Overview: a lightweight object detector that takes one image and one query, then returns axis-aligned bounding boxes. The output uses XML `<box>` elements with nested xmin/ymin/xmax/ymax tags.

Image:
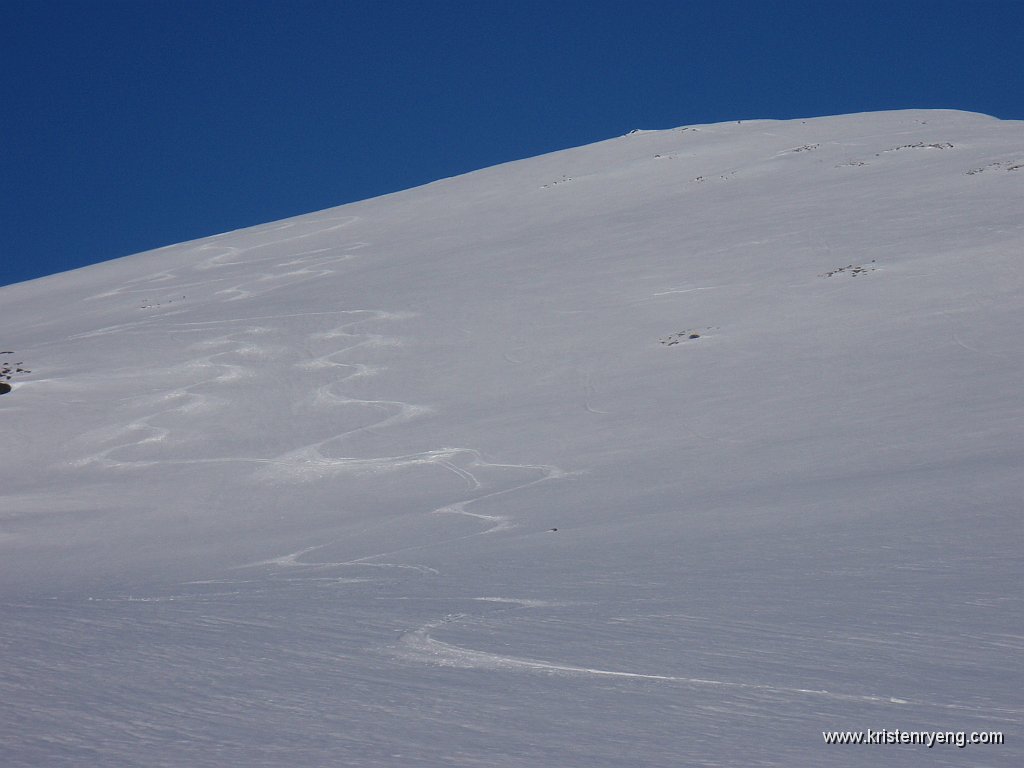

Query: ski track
<box><xmin>396</xmin><ymin>612</ymin><xmax>1024</xmax><ymax>723</ymax></box>
<box><xmin>67</xmin><ymin>217</ymin><xmax>570</xmax><ymax>593</ymax></box>
<box><xmin>238</xmin><ymin>453</ymin><xmax>566</xmax><ymax>576</ymax></box>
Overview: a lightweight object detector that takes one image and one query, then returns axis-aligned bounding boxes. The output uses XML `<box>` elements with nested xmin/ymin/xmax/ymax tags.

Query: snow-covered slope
<box><xmin>1</xmin><ymin>110</ymin><xmax>1021</xmax><ymax>767</ymax></box>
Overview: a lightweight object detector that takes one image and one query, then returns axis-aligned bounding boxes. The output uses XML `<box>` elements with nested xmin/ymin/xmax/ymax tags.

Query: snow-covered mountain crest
<box><xmin>1</xmin><ymin>110</ymin><xmax>1021</xmax><ymax>767</ymax></box>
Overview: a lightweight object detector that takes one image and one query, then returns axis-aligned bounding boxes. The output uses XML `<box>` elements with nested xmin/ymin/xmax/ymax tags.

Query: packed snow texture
<box><xmin>1</xmin><ymin>110</ymin><xmax>1021</xmax><ymax>766</ymax></box>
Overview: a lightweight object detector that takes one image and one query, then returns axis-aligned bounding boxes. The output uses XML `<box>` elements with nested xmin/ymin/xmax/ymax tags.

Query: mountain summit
<box><xmin>2</xmin><ymin>110</ymin><xmax>1021</xmax><ymax>767</ymax></box>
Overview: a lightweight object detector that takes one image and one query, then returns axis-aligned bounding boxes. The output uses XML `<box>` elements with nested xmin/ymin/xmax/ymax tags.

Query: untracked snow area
<box><xmin>1</xmin><ymin>110</ymin><xmax>1022</xmax><ymax>766</ymax></box>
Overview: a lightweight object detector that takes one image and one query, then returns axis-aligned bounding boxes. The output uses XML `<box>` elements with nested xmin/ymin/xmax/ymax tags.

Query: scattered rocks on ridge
<box><xmin>1</xmin><ymin>351</ymin><xmax>30</xmax><ymax>393</ymax></box>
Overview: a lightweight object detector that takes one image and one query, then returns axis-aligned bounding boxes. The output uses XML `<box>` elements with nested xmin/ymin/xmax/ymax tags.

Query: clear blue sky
<box><xmin>3</xmin><ymin>0</ymin><xmax>1022</xmax><ymax>287</ymax></box>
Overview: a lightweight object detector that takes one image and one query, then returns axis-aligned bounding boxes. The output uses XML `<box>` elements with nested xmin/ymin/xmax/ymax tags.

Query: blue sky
<box><xmin>2</xmin><ymin>0</ymin><xmax>1022</xmax><ymax>288</ymax></box>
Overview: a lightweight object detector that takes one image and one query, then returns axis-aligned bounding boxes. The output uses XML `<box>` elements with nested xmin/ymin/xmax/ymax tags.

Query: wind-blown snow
<box><xmin>1</xmin><ymin>110</ymin><xmax>1021</xmax><ymax>766</ymax></box>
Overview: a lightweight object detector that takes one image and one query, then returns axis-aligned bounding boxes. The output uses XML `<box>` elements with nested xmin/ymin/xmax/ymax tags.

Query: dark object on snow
<box><xmin>688</xmin><ymin>333</ymin><xmax>700</xmax><ymax>339</ymax></box>
<box><xmin>0</xmin><ymin>382</ymin><xmax>11</xmax><ymax>395</ymax></box>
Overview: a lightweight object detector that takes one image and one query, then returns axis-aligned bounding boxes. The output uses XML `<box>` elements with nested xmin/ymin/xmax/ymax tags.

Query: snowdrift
<box><xmin>1</xmin><ymin>110</ymin><xmax>1021</xmax><ymax>767</ymax></box>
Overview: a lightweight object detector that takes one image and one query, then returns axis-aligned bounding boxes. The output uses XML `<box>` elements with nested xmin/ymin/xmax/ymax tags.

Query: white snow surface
<box><xmin>1</xmin><ymin>110</ymin><xmax>1022</xmax><ymax>766</ymax></box>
